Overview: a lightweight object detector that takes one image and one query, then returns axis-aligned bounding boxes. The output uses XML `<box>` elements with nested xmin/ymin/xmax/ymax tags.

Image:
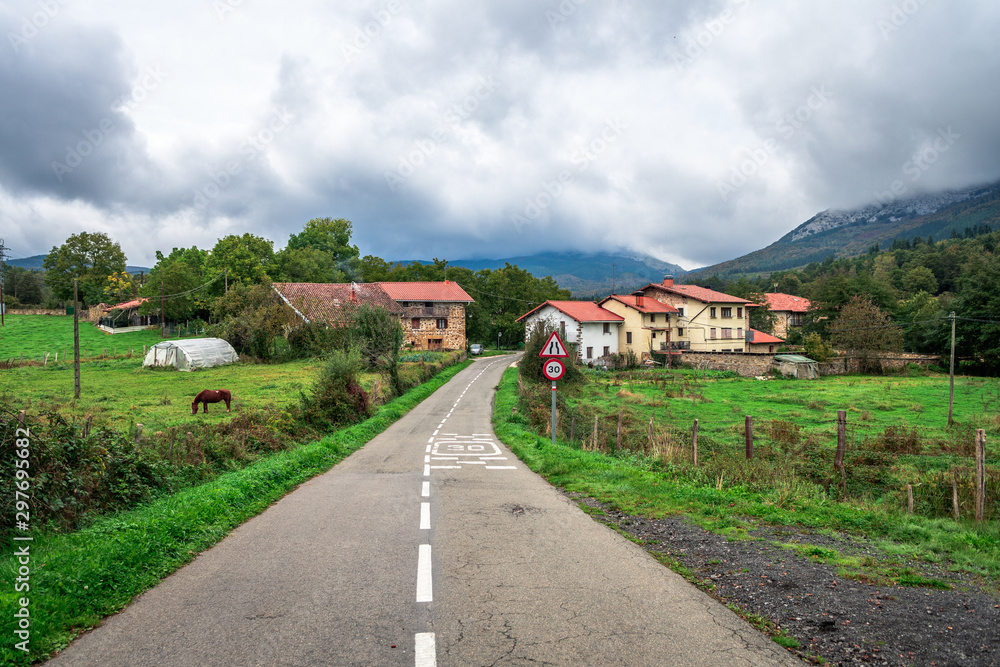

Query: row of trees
<box><xmin>19</xmin><ymin>217</ymin><xmax>569</xmax><ymax>352</ymax></box>
<box><xmin>691</xmin><ymin>229</ymin><xmax>1000</xmax><ymax>373</ymax></box>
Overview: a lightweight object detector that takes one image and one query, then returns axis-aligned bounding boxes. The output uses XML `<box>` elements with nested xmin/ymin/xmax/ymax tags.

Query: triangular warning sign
<box><xmin>539</xmin><ymin>331</ymin><xmax>569</xmax><ymax>358</ymax></box>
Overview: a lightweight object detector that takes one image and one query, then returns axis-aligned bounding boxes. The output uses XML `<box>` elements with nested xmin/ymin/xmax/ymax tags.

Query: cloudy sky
<box><xmin>2</xmin><ymin>0</ymin><xmax>999</xmax><ymax>270</ymax></box>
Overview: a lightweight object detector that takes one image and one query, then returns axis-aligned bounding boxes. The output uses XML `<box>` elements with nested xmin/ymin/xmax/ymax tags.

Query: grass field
<box><xmin>495</xmin><ymin>367</ymin><xmax>1000</xmax><ymax>586</ymax></box>
<box><xmin>0</xmin><ymin>314</ymin><xmax>174</xmax><ymax>362</ymax></box>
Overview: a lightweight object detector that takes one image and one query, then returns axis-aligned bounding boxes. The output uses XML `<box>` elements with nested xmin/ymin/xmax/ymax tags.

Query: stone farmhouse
<box><xmin>272</xmin><ymin>280</ymin><xmax>474</xmax><ymax>351</ymax></box>
<box><xmin>763</xmin><ymin>292</ymin><xmax>811</xmax><ymax>339</ymax></box>
<box><xmin>379</xmin><ymin>281</ymin><xmax>474</xmax><ymax>351</ymax></box>
<box><xmin>637</xmin><ymin>276</ymin><xmax>754</xmax><ymax>353</ymax></box>
<box><xmin>516</xmin><ymin>300</ymin><xmax>623</xmax><ymax>363</ymax></box>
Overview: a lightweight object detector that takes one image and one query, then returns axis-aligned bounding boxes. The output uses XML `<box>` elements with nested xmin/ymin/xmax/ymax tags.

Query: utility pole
<box><xmin>160</xmin><ymin>281</ymin><xmax>165</xmax><ymax>337</ymax></box>
<box><xmin>0</xmin><ymin>237</ymin><xmax>6</xmax><ymax>326</ymax></box>
<box><xmin>948</xmin><ymin>311</ymin><xmax>956</xmax><ymax>426</ymax></box>
<box><xmin>73</xmin><ymin>279</ymin><xmax>81</xmax><ymax>399</ymax></box>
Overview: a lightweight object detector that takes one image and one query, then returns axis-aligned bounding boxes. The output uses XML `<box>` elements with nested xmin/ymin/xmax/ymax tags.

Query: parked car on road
<box><xmin>470</xmin><ymin>344</ymin><xmax>483</xmax><ymax>355</ymax></box>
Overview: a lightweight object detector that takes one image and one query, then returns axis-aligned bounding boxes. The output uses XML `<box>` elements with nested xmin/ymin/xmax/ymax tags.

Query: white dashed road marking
<box><xmin>416</xmin><ymin>544</ymin><xmax>433</xmax><ymax>602</ymax></box>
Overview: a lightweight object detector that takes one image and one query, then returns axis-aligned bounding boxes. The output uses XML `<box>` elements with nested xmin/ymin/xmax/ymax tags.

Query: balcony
<box><xmin>402</xmin><ymin>305</ymin><xmax>452</xmax><ymax>317</ymax></box>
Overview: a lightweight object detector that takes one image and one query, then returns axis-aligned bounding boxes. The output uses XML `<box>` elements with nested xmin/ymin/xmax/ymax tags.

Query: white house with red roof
<box><xmin>516</xmin><ymin>300</ymin><xmax>623</xmax><ymax>363</ymax></box>
<box><xmin>598</xmin><ymin>293</ymin><xmax>678</xmax><ymax>360</ymax></box>
<box><xmin>379</xmin><ymin>281</ymin><xmax>474</xmax><ymax>351</ymax></box>
<box><xmin>638</xmin><ymin>276</ymin><xmax>753</xmax><ymax>353</ymax></box>
<box><xmin>763</xmin><ymin>292</ymin><xmax>811</xmax><ymax>339</ymax></box>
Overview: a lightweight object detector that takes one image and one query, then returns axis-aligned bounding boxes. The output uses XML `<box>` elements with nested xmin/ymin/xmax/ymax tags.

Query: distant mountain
<box><xmin>6</xmin><ymin>255</ymin><xmax>151</xmax><ymax>274</ymax></box>
<box><xmin>406</xmin><ymin>251</ymin><xmax>687</xmax><ymax>297</ymax></box>
<box><xmin>687</xmin><ymin>180</ymin><xmax>1000</xmax><ymax>279</ymax></box>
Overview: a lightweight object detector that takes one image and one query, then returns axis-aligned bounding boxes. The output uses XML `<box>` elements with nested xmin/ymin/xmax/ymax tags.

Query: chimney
<box><xmin>664</xmin><ymin>275</ymin><xmax>674</xmax><ymax>288</ymax></box>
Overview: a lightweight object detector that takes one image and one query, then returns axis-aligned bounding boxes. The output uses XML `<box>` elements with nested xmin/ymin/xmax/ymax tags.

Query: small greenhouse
<box><xmin>142</xmin><ymin>338</ymin><xmax>239</xmax><ymax>371</ymax></box>
<box><xmin>772</xmin><ymin>354</ymin><xmax>820</xmax><ymax>379</ymax></box>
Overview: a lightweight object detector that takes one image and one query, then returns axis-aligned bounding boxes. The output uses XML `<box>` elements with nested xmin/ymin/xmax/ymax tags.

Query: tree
<box><xmin>208</xmin><ymin>282</ymin><xmax>296</xmax><ymax>359</ymax></box>
<box><xmin>104</xmin><ymin>271</ymin><xmax>138</xmax><ymax>304</ymax></box>
<box><xmin>2</xmin><ymin>267</ymin><xmax>48</xmax><ymax>306</ymax></box>
<box><xmin>351</xmin><ymin>304</ymin><xmax>406</xmax><ymax>396</ymax></box>
<box><xmin>140</xmin><ymin>247</ymin><xmax>211</xmax><ymax>322</ymax></box>
<box><xmin>286</xmin><ymin>218</ymin><xmax>359</xmax><ymax>262</ymax></box>
<box><xmin>207</xmin><ymin>233</ymin><xmax>274</xmax><ymax>287</ymax></box>
<box><xmin>901</xmin><ymin>265</ymin><xmax>938</xmax><ymax>295</ymax></box>
<box><xmin>829</xmin><ymin>295</ymin><xmax>902</xmax><ymax>374</ymax></box>
<box><xmin>43</xmin><ymin>232</ymin><xmax>127</xmax><ymax>306</ymax></box>
<box><xmin>952</xmin><ymin>252</ymin><xmax>1000</xmax><ymax>373</ymax></box>
<box><xmin>271</xmin><ymin>246</ymin><xmax>345</xmax><ymax>283</ymax></box>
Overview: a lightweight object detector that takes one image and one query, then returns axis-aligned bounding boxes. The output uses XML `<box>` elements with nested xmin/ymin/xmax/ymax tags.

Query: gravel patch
<box><xmin>568</xmin><ymin>493</ymin><xmax>1000</xmax><ymax>666</ymax></box>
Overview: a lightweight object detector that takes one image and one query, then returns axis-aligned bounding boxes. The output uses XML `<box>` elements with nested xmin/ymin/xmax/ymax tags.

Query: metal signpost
<box><xmin>539</xmin><ymin>332</ymin><xmax>569</xmax><ymax>443</ymax></box>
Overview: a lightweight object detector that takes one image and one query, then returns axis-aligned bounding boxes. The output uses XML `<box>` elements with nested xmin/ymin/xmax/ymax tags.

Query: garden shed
<box><xmin>772</xmin><ymin>354</ymin><xmax>820</xmax><ymax>379</ymax></box>
<box><xmin>142</xmin><ymin>338</ymin><xmax>239</xmax><ymax>371</ymax></box>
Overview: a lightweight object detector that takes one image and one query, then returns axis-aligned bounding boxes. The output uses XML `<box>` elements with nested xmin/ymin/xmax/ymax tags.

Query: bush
<box><xmin>298</xmin><ymin>349</ymin><xmax>371</xmax><ymax>430</ymax></box>
<box><xmin>287</xmin><ymin>321</ymin><xmax>351</xmax><ymax>358</ymax></box>
<box><xmin>803</xmin><ymin>332</ymin><xmax>833</xmax><ymax>362</ymax></box>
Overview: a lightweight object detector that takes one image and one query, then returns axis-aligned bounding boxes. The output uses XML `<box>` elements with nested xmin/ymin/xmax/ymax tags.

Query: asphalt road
<box><xmin>47</xmin><ymin>355</ymin><xmax>800</xmax><ymax>666</ymax></box>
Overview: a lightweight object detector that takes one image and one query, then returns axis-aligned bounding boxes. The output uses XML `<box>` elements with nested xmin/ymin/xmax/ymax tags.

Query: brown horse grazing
<box><xmin>192</xmin><ymin>389</ymin><xmax>232</xmax><ymax>414</ymax></box>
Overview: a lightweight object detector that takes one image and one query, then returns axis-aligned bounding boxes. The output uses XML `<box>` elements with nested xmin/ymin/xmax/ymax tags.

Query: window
<box><xmin>737</xmin><ymin>307</ymin><xmax>743</xmax><ymax>319</ymax></box>
<box><xmin>603</xmin><ymin>346</ymin><xmax>610</xmax><ymax>357</ymax></box>
<box><xmin>737</xmin><ymin>327</ymin><xmax>743</xmax><ymax>339</ymax></box>
<box><xmin>721</xmin><ymin>307</ymin><xmax>732</xmax><ymax>318</ymax></box>
<box><xmin>603</xmin><ymin>322</ymin><xmax>611</xmax><ymax>334</ymax></box>
<box><xmin>677</xmin><ymin>307</ymin><xmax>684</xmax><ymax>317</ymax></box>
<box><xmin>651</xmin><ymin>331</ymin><xmax>656</xmax><ymax>339</ymax></box>
<box><xmin>650</xmin><ymin>313</ymin><xmax>656</xmax><ymax>323</ymax></box>
<box><xmin>722</xmin><ymin>328</ymin><xmax>732</xmax><ymax>338</ymax></box>
<box><xmin>710</xmin><ymin>307</ymin><xmax>717</xmax><ymax>318</ymax></box>
<box><xmin>677</xmin><ymin>327</ymin><xmax>684</xmax><ymax>337</ymax></box>
<box><xmin>411</xmin><ymin>318</ymin><xmax>420</xmax><ymax>329</ymax></box>
<box><xmin>710</xmin><ymin>328</ymin><xmax>717</xmax><ymax>339</ymax></box>
<box><xmin>790</xmin><ymin>313</ymin><xmax>803</xmax><ymax>326</ymax></box>
<box><xmin>587</xmin><ymin>346</ymin><xmax>593</xmax><ymax>359</ymax></box>
<box><xmin>425</xmin><ymin>302</ymin><xmax>433</xmax><ymax>308</ymax></box>
<box><xmin>626</xmin><ymin>331</ymin><xmax>633</xmax><ymax>344</ymax></box>
<box><xmin>436</xmin><ymin>318</ymin><xmax>448</xmax><ymax>329</ymax></box>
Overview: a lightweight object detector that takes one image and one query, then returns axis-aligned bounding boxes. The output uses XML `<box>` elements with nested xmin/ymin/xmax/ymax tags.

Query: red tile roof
<box><xmin>764</xmin><ymin>292</ymin><xmax>811</xmax><ymax>313</ymax></box>
<box><xmin>601</xmin><ymin>294</ymin><xmax>679</xmax><ymax>314</ymax></box>
<box><xmin>749</xmin><ymin>329</ymin><xmax>785</xmax><ymax>344</ymax></box>
<box><xmin>273</xmin><ymin>282</ymin><xmax>401</xmax><ymax>325</ymax></box>
<box><xmin>640</xmin><ymin>281</ymin><xmax>751</xmax><ymax>304</ymax></box>
<box><xmin>378</xmin><ymin>281</ymin><xmax>473</xmax><ymax>303</ymax></box>
<box><xmin>516</xmin><ymin>300</ymin><xmax>624</xmax><ymax>323</ymax></box>
<box><xmin>104</xmin><ymin>297</ymin><xmax>149</xmax><ymax>311</ymax></box>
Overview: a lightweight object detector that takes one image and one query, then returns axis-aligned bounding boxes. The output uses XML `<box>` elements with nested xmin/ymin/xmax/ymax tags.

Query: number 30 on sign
<box><xmin>542</xmin><ymin>359</ymin><xmax>565</xmax><ymax>381</ymax></box>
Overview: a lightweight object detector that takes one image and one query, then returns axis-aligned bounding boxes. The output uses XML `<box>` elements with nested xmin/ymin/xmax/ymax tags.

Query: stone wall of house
<box><xmin>677</xmin><ymin>350</ymin><xmax>774</xmax><ymax>377</ymax></box>
<box><xmin>404</xmin><ymin>303</ymin><xmax>467</xmax><ymax>350</ymax></box>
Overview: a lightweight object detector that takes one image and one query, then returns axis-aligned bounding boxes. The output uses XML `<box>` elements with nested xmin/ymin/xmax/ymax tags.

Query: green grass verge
<box><xmin>492</xmin><ymin>367</ymin><xmax>1000</xmax><ymax>588</ymax></box>
<box><xmin>0</xmin><ymin>360</ymin><xmax>472</xmax><ymax>665</ymax></box>
<box><xmin>0</xmin><ymin>314</ymin><xmax>177</xmax><ymax>361</ymax></box>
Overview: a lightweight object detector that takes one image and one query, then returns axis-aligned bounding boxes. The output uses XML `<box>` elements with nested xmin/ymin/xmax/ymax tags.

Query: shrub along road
<box><xmin>45</xmin><ymin>355</ymin><xmax>798</xmax><ymax>666</ymax></box>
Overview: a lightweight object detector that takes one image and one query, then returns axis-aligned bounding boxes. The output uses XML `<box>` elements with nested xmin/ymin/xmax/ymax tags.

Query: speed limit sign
<box><xmin>542</xmin><ymin>358</ymin><xmax>565</xmax><ymax>381</ymax></box>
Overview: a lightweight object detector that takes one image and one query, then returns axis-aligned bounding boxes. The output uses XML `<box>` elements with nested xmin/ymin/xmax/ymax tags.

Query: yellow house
<box><xmin>598</xmin><ymin>294</ymin><xmax>678</xmax><ymax>360</ymax></box>
<box><xmin>639</xmin><ymin>276</ymin><xmax>753</xmax><ymax>352</ymax></box>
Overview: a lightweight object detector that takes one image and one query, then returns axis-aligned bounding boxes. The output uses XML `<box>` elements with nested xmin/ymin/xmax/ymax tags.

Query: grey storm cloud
<box><xmin>1</xmin><ymin>0</ymin><xmax>999</xmax><ymax>270</ymax></box>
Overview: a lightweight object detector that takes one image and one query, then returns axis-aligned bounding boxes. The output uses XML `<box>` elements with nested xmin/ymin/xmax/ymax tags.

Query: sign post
<box><xmin>539</xmin><ymin>332</ymin><xmax>569</xmax><ymax>443</ymax></box>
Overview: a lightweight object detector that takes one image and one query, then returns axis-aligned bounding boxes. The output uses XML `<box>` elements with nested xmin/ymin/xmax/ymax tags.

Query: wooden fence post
<box><xmin>135</xmin><ymin>424</ymin><xmax>144</xmax><ymax>443</ymax></box>
<box><xmin>976</xmin><ymin>429</ymin><xmax>986</xmax><ymax>523</ymax></box>
<box><xmin>616</xmin><ymin>412</ymin><xmax>623</xmax><ymax>451</ymax></box>
<box><xmin>17</xmin><ymin>410</ymin><xmax>26</xmax><ymax>426</ymax></box>
<box><xmin>835</xmin><ymin>410</ymin><xmax>847</xmax><ymax>497</ymax></box>
<box><xmin>83</xmin><ymin>414</ymin><xmax>93</xmax><ymax>438</ymax></box>
<box><xmin>952</xmin><ymin>469</ymin><xmax>960</xmax><ymax>520</ymax></box>
<box><xmin>692</xmin><ymin>419</ymin><xmax>699</xmax><ymax>467</ymax></box>
<box><xmin>907</xmin><ymin>484</ymin><xmax>914</xmax><ymax>514</ymax></box>
<box><xmin>592</xmin><ymin>415</ymin><xmax>598</xmax><ymax>451</ymax></box>
<box><xmin>745</xmin><ymin>415</ymin><xmax>753</xmax><ymax>461</ymax></box>
<box><xmin>647</xmin><ymin>416</ymin><xmax>654</xmax><ymax>454</ymax></box>
<box><xmin>570</xmin><ymin>415</ymin><xmax>576</xmax><ymax>444</ymax></box>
